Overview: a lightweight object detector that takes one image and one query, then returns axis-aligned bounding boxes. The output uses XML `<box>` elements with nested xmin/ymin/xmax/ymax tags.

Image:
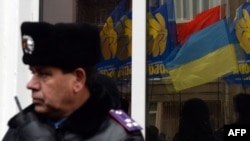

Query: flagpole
<box><xmin>220</xmin><ymin>0</ymin><xmax>222</xmax><ymax>19</ymax></box>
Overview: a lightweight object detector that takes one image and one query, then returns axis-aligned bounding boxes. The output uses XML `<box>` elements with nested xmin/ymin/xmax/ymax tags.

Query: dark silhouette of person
<box><xmin>215</xmin><ymin>93</ymin><xmax>250</xmax><ymax>141</ymax></box>
<box><xmin>146</xmin><ymin>125</ymin><xmax>159</xmax><ymax>141</ymax></box>
<box><xmin>158</xmin><ymin>132</ymin><xmax>167</xmax><ymax>141</ymax></box>
<box><xmin>173</xmin><ymin>98</ymin><xmax>217</xmax><ymax>141</ymax></box>
<box><xmin>232</xmin><ymin>93</ymin><xmax>250</xmax><ymax>125</ymax></box>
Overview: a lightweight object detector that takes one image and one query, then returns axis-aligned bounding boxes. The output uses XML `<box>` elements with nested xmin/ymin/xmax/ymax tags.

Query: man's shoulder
<box><xmin>108</xmin><ymin>109</ymin><xmax>142</xmax><ymax>132</ymax></box>
<box><xmin>101</xmin><ymin>110</ymin><xmax>144</xmax><ymax>141</ymax></box>
<box><xmin>8</xmin><ymin>104</ymin><xmax>35</xmax><ymax>127</ymax></box>
<box><xmin>86</xmin><ymin>112</ymin><xmax>144</xmax><ymax>141</ymax></box>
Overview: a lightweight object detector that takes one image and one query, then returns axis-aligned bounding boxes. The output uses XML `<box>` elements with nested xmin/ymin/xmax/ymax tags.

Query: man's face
<box><xmin>27</xmin><ymin>66</ymin><xmax>76</xmax><ymax>119</ymax></box>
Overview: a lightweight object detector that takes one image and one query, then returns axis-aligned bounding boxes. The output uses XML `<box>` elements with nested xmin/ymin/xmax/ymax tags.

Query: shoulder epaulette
<box><xmin>109</xmin><ymin>109</ymin><xmax>142</xmax><ymax>132</ymax></box>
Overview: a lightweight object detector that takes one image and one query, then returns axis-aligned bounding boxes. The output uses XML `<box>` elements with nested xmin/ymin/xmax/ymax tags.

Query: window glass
<box><xmin>146</xmin><ymin>0</ymin><xmax>250</xmax><ymax>141</ymax></box>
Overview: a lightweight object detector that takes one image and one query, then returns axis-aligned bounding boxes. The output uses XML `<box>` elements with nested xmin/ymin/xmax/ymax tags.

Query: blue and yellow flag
<box><xmin>97</xmin><ymin>0</ymin><xmax>127</xmax><ymax>78</ymax></box>
<box><xmin>147</xmin><ymin>1</ymin><xmax>177</xmax><ymax>79</ymax></box>
<box><xmin>166</xmin><ymin>19</ymin><xmax>238</xmax><ymax>91</ymax></box>
<box><xmin>115</xmin><ymin>11</ymin><xmax>132</xmax><ymax>81</ymax></box>
<box><xmin>223</xmin><ymin>2</ymin><xmax>250</xmax><ymax>86</ymax></box>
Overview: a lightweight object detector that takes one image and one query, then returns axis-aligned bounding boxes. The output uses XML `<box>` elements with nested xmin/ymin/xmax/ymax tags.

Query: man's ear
<box><xmin>73</xmin><ymin>68</ymin><xmax>86</xmax><ymax>93</ymax></box>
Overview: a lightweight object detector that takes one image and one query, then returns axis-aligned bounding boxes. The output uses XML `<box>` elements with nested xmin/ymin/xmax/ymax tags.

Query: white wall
<box><xmin>0</xmin><ymin>0</ymin><xmax>39</xmax><ymax>139</ymax></box>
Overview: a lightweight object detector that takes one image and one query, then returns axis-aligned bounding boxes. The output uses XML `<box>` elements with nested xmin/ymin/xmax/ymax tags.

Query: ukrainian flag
<box><xmin>166</xmin><ymin>19</ymin><xmax>238</xmax><ymax>91</ymax></box>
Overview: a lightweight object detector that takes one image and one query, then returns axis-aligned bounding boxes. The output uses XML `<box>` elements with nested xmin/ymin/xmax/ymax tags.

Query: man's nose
<box><xmin>26</xmin><ymin>75</ymin><xmax>40</xmax><ymax>90</ymax></box>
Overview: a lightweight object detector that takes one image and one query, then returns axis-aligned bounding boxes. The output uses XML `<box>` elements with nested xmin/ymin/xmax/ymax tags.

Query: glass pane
<box><xmin>75</xmin><ymin>0</ymin><xmax>133</xmax><ymax>111</ymax></box>
<box><xmin>146</xmin><ymin>0</ymin><xmax>249</xmax><ymax>141</ymax></box>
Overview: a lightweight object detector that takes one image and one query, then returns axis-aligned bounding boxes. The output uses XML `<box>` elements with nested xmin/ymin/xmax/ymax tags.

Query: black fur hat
<box><xmin>21</xmin><ymin>22</ymin><xmax>101</xmax><ymax>68</ymax></box>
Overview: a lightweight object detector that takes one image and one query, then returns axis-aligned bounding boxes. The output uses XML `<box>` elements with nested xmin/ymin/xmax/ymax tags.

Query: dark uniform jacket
<box><xmin>3</xmin><ymin>75</ymin><xmax>144</xmax><ymax>141</ymax></box>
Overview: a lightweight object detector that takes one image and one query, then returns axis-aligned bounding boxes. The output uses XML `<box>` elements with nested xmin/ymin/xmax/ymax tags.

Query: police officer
<box><xmin>3</xmin><ymin>22</ymin><xmax>144</xmax><ymax>141</ymax></box>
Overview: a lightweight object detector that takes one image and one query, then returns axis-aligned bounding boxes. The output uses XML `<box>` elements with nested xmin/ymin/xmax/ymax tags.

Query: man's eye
<box><xmin>39</xmin><ymin>72</ymin><xmax>50</xmax><ymax>77</ymax></box>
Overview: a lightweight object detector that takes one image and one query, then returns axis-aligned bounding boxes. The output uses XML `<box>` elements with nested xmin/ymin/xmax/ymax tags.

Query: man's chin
<box><xmin>34</xmin><ymin>105</ymin><xmax>47</xmax><ymax>114</ymax></box>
